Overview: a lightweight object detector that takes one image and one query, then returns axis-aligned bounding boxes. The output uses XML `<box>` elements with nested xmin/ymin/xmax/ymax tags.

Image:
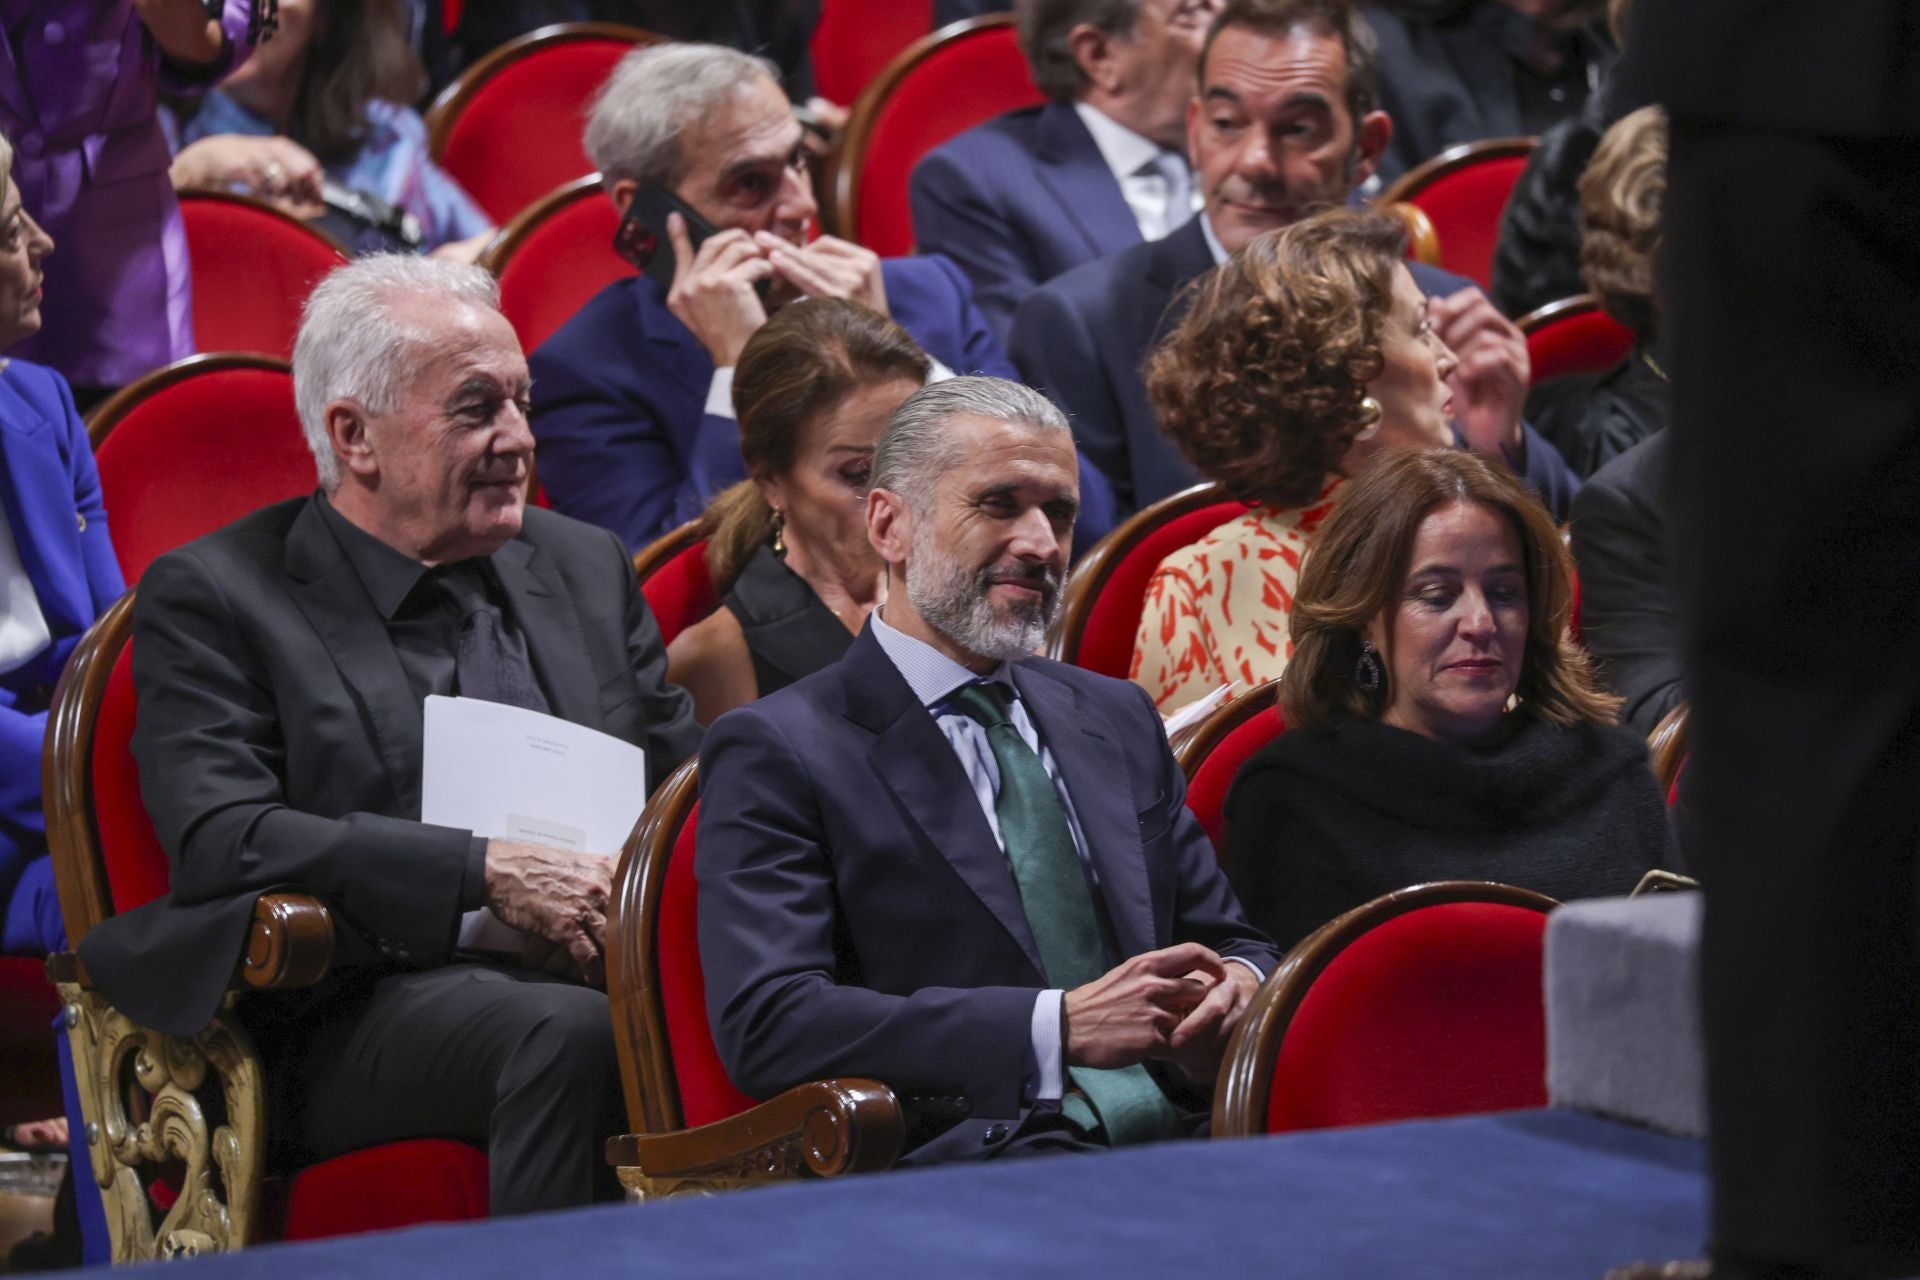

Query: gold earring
<box><xmin>771</xmin><ymin>509</ymin><xmax>787</xmax><ymax>558</ymax></box>
<box><xmin>1352</xmin><ymin>396</ymin><xmax>1383</xmax><ymax>443</ymax></box>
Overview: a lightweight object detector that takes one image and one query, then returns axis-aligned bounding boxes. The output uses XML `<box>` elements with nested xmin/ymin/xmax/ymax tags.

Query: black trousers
<box><xmin>1665</xmin><ymin>126</ymin><xmax>1920</xmax><ymax>1275</ymax></box>
<box><xmin>280</xmin><ymin>964</ymin><xmax>624</xmax><ymax>1216</ymax></box>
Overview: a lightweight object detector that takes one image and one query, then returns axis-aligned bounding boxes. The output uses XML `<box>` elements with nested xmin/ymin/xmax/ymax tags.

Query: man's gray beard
<box><xmin>905</xmin><ymin>523</ymin><xmax>1061</xmax><ymax>663</ymax></box>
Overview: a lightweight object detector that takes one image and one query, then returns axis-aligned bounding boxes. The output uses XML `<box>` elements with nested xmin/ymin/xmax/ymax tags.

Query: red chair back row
<box><xmin>631</xmin><ymin>521</ymin><xmax>717</xmax><ymax>647</ymax></box>
<box><xmin>1518</xmin><ymin>293</ymin><xmax>1637</xmax><ymax>383</ymax></box>
<box><xmin>478</xmin><ymin>174</ymin><xmax>632</xmax><ymax>355</ymax></box>
<box><xmin>810</xmin><ymin>0</ymin><xmax>935</xmax><ymax>106</ymax></box>
<box><xmin>831</xmin><ymin>15</ymin><xmax>1042</xmax><ymax>255</ymax></box>
<box><xmin>178</xmin><ymin>193</ymin><xmax>347</xmax><ymax>360</ymax></box>
<box><xmin>1379</xmin><ymin>137</ymin><xmax>1537</xmax><ymax>292</ymax></box>
<box><xmin>426</xmin><ymin>23</ymin><xmax>665</xmax><ymax>227</ymax></box>
<box><xmin>1047</xmin><ymin>484</ymin><xmax>1243</xmax><ymax>680</ymax></box>
<box><xmin>1175</xmin><ymin>680</ymin><xmax>1285</xmax><ymax>853</ymax></box>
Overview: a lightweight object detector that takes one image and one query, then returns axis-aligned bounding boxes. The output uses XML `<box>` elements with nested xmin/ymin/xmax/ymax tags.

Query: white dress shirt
<box><xmin>1073</xmin><ymin>102</ymin><xmax>1199</xmax><ymax>243</ymax></box>
<box><xmin>0</xmin><ymin>495</ymin><xmax>51</xmax><ymax>677</ymax></box>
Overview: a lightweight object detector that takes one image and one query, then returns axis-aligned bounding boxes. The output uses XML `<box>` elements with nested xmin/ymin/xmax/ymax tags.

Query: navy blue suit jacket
<box><xmin>529</xmin><ymin>254</ymin><xmax>1114</xmax><ymax>552</ymax></box>
<box><xmin>1010</xmin><ymin>217</ymin><xmax>1579</xmax><ymax>518</ymax></box>
<box><xmin>0</xmin><ymin>359</ymin><xmax>124</xmax><ymax>890</ymax></box>
<box><xmin>911</xmin><ymin>102</ymin><xmax>1146</xmax><ymax>344</ymax></box>
<box><xmin>696</xmin><ymin>623</ymin><xmax>1276</xmax><ymax>1162</ymax></box>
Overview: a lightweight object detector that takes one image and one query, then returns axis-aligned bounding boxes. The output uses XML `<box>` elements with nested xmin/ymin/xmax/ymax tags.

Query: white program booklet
<box><xmin>421</xmin><ymin>695</ymin><xmax>648</xmax><ymax>951</ymax></box>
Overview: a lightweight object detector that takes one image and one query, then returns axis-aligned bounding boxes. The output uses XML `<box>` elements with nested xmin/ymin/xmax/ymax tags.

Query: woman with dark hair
<box><xmin>167</xmin><ymin>0</ymin><xmax>495</xmax><ymax>258</ymax></box>
<box><xmin>666</xmin><ymin>298</ymin><xmax>929</xmax><ymax>724</ymax></box>
<box><xmin>1132</xmin><ymin>207</ymin><xmax>1458</xmax><ymax>713</ymax></box>
<box><xmin>1224</xmin><ymin>447</ymin><xmax>1671</xmax><ymax>950</ymax></box>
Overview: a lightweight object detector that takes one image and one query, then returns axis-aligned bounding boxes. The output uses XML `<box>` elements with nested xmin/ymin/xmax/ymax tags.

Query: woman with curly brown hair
<box><xmin>1223</xmin><ymin>447</ymin><xmax>1672</xmax><ymax>950</ymax></box>
<box><xmin>1131</xmin><ymin>207</ymin><xmax>1458</xmax><ymax>713</ymax></box>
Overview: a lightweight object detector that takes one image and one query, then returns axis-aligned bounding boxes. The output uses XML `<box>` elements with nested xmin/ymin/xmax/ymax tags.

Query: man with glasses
<box><xmin>528</xmin><ymin>44</ymin><xmax>1100</xmax><ymax>552</ymax></box>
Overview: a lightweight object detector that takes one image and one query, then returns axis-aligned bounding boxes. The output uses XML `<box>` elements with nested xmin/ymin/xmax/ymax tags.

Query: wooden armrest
<box><xmin>239</xmin><ymin>892</ymin><xmax>334</xmax><ymax>990</ymax></box>
<box><xmin>605</xmin><ymin>1078</ymin><xmax>903</xmax><ymax>1183</ymax></box>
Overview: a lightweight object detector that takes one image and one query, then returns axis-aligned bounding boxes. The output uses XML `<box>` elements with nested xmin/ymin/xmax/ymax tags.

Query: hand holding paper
<box><xmin>483</xmin><ymin>839</ymin><xmax>614</xmax><ymax>986</ymax></box>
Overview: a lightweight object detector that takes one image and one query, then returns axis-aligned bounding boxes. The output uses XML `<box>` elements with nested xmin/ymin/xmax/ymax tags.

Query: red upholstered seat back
<box><xmin>178</xmin><ymin>196</ymin><xmax>347</xmax><ymax>358</ymax></box>
<box><xmin>490</xmin><ymin>184</ymin><xmax>631</xmax><ymax>354</ymax></box>
<box><xmin>92</xmin><ymin>638</ymin><xmax>173</xmax><ymax>916</ymax></box>
<box><xmin>1385</xmin><ymin>143</ymin><xmax>1534</xmax><ymax>291</ymax></box>
<box><xmin>432</xmin><ymin>33</ymin><xmax>649</xmax><ymax>226</ymax></box>
<box><xmin>1186</xmin><ymin>708</ymin><xmax>1285</xmax><ymax>851</ymax></box>
<box><xmin>1072</xmin><ymin>501</ymin><xmax>1243</xmax><ymax>679</ymax></box>
<box><xmin>1266</xmin><ymin>901</ymin><xmax>1550</xmax><ymax>1133</ymax></box>
<box><xmin>657</xmin><ymin>798</ymin><xmax>759</xmax><ymax>1128</ymax></box>
<box><xmin>848</xmin><ymin>19</ymin><xmax>1042</xmax><ymax>257</ymax></box>
<box><xmin>811</xmin><ymin>0</ymin><xmax>934</xmax><ymax>106</ymax></box>
<box><xmin>1523</xmin><ymin>299</ymin><xmax>1637</xmax><ymax>383</ymax></box>
<box><xmin>639</xmin><ymin>540</ymin><xmax>716</xmax><ymax>648</ymax></box>
<box><xmin>278</xmin><ymin>1140</ymin><xmax>488</xmax><ymax>1242</ymax></box>
<box><xmin>92</xmin><ymin>360</ymin><xmax>312</xmax><ymax>583</ymax></box>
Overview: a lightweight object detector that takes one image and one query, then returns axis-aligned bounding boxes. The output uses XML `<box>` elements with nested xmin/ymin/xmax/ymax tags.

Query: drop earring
<box><xmin>1352</xmin><ymin>396</ymin><xmax>1384</xmax><ymax>442</ymax></box>
<box><xmin>1354</xmin><ymin>638</ymin><xmax>1383</xmax><ymax>691</ymax></box>
<box><xmin>771</xmin><ymin>509</ymin><xmax>787</xmax><ymax>558</ymax></box>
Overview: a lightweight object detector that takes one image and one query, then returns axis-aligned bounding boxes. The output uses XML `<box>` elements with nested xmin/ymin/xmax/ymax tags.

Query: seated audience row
<box><xmin>1008</xmin><ymin>0</ymin><xmax>1577</xmax><ymax>524</ymax></box>
<box><xmin>1224</xmin><ymin>448</ymin><xmax>1672</xmax><ymax>950</ymax></box>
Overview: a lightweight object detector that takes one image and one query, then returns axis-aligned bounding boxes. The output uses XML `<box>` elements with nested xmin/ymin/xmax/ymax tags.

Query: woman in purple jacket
<box><xmin>0</xmin><ymin>0</ymin><xmax>271</xmax><ymax>398</ymax></box>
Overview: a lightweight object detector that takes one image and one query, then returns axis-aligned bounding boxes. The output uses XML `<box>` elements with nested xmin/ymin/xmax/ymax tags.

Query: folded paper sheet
<box><xmin>422</xmin><ymin>695</ymin><xmax>648</xmax><ymax>951</ymax></box>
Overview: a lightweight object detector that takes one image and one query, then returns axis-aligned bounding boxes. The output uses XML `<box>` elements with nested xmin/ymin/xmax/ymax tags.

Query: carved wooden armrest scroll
<box><xmin>604</xmin><ymin>1078</ymin><xmax>903</xmax><ymax>1201</ymax></box>
<box><xmin>44</xmin><ymin>892</ymin><xmax>334</xmax><ymax>1261</ymax></box>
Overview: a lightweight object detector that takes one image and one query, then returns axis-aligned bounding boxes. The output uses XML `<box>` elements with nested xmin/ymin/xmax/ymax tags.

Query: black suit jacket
<box><xmin>696</xmin><ymin>625</ymin><xmax>1277</xmax><ymax>1162</ymax></box>
<box><xmin>80</xmin><ymin>497</ymin><xmax>701</xmax><ymax>1037</ymax></box>
<box><xmin>1569</xmin><ymin>432</ymin><xmax>1678</xmax><ymax>737</ymax></box>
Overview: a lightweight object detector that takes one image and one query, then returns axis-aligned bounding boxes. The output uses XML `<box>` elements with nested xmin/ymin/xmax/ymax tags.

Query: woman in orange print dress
<box><xmin>1132</xmin><ymin>208</ymin><xmax>1460</xmax><ymax>713</ymax></box>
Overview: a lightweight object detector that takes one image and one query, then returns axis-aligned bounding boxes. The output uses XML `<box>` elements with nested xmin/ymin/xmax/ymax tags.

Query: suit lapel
<box><xmin>841</xmin><ymin>629</ymin><xmax>1045</xmax><ymax>975</ymax></box>
<box><xmin>632</xmin><ymin>277</ymin><xmax>712</xmax><ymax>403</ymax></box>
<box><xmin>1030</xmin><ymin>103</ymin><xmax>1145</xmax><ymax>259</ymax></box>
<box><xmin>1013</xmin><ymin>662</ymin><xmax>1155</xmax><ymax>960</ymax></box>
<box><xmin>492</xmin><ymin>536</ymin><xmax>602</xmax><ymax>731</ymax></box>
<box><xmin>282</xmin><ymin>500</ymin><xmax>424</xmax><ymax>815</ymax></box>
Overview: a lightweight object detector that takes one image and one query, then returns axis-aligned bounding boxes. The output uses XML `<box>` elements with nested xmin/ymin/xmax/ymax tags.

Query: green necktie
<box><xmin>945</xmin><ymin>682</ymin><xmax>1185</xmax><ymax>1146</ymax></box>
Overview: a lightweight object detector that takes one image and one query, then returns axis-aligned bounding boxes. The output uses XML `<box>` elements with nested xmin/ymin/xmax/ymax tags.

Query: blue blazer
<box><xmin>696</xmin><ymin>624</ymin><xmax>1277</xmax><ymax>1163</ymax></box>
<box><xmin>1010</xmin><ymin>217</ymin><xmax>1580</xmax><ymax>519</ymax></box>
<box><xmin>0</xmin><ymin>360</ymin><xmax>125</xmax><ymax>885</ymax></box>
<box><xmin>529</xmin><ymin>254</ymin><xmax>1116</xmax><ymax>553</ymax></box>
<box><xmin>910</xmin><ymin>102</ymin><xmax>1145</xmax><ymax>345</ymax></box>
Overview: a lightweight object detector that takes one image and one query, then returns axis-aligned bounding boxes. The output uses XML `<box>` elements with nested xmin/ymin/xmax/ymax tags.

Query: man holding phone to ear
<box><xmin>530</xmin><ymin>43</ymin><xmax>1116</xmax><ymax>553</ymax></box>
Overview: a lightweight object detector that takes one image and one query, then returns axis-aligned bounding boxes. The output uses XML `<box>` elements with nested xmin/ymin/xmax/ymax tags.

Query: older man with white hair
<box><xmin>78</xmin><ymin>255</ymin><xmax>701</xmax><ymax>1215</ymax></box>
<box><xmin>695</xmin><ymin>377</ymin><xmax>1275</xmax><ymax>1165</ymax></box>
<box><xmin>529</xmin><ymin>42</ymin><xmax>1116</xmax><ymax>553</ymax></box>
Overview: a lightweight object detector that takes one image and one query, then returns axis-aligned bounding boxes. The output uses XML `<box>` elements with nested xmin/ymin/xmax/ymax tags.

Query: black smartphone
<box><xmin>614</xmin><ymin>184</ymin><xmax>722</xmax><ymax>292</ymax></box>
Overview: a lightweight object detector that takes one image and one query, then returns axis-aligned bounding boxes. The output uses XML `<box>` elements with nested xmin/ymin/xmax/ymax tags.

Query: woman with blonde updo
<box><xmin>666</xmin><ymin>298</ymin><xmax>929</xmax><ymax>724</ymax></box>
<box><xmin>1131</xmin><ymin>208</ymin><xmax>1459</xmax><ymax>714</ymax></box>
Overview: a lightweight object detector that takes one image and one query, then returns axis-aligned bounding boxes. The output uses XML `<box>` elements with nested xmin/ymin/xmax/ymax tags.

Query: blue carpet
<box><xmin>107</xmin><ymin>1110</ymin><xmax>1705</xmax><ymax>1279</ymax></box>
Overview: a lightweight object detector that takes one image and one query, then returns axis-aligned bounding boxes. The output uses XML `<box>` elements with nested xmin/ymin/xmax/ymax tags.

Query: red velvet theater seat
<box><xmin>177</xmin><ymin>193</ymin><xmax>348</xmax><ymax>359</ymax></box>
<box><xmin>1047</xmin><ymin>484</ymin><xmax>1241</xmax><ymax>680</ymax></box>
<box><xmin>1174</xmin><ymin>680</ymin><xmax>1286</xmax><ymax>855</ymax></box>
<box><xmin>1518</xmin><ymin>293</ymin><xmax>1638</xmax><ymax>384</ymax></box>
<box><xmin>631</xmin><ymin>521</ymin><xmax>716</xmax><ymax>648</ymax></box>
<box><xmin>425</xmin><ymin>23</ymin><xmax>664</xmax><ymax>227</ymax></box>
<box><xmin>810</xmin><ymin>0</ymin><xmax>934</xmax><ymax>107</ymax></box>
<box><xmin>86</xmin><ymin>354</ymin><xmax>312</xmax><ymax>584</ymax></box>
<box><xmin>44</xmin><ymin>597</ymin><xmax>491</xmax><ymax>1257</ymax></box>
<box><xmin>604</xmin><ymin>761</ymin><xmax>903</xmax><ymax>1196</ymax></box>
<box><xmin>479</xmin><ymin>175</ymin><xmax>631</xmax><ymax>355</ymax></box>
<box><xmin>1214</xmin><ymin>883</ymin><xmax>1557</xmax><ymax>1138</ymax></box>
<box><xmin>831</xmin><ymin>15</ymin><xmax>1042</xmax><ymax>256</ymax></box>
<box><xmin>1379</xmin><ymin>137</ymin><xmax>1538</xmax><ymax>292</ymax></box>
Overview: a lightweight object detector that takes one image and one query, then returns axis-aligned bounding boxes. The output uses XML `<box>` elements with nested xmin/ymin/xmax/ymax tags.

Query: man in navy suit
<box><xmin>910</xmin><ymin>0</ymin><xmax>1218</xmax><ymax>342</ymax></box>
<box><xmin>531</xmin><ymin>43</ymin><xmax>1114</xmax><ymax>552</ymax></box>
<box><xmin>1011</xmin><ymin>0</ymin><xmax>1577</xmax><ymax>519</ymax></box>
<box><xmin>698</xmin><ymin>377</ymin><xmax>1277</xmax><ymax>1164</ymax></box>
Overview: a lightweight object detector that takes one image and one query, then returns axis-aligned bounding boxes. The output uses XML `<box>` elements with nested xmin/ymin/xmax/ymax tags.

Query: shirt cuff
<box><xmin>927</xmin><ymin>358</ymin><xmax>956</xmax><ymax>384</ymax></box>
<box><xmin>1028</xmin><ymin>989</ymin><xmax>1065</xmax><ymax>1101</ymax></box>
<box><xmin>460</xmin><ymin>836</ymin><xmax>490</xmax><ymax>911</ymax></box>
<box><xmin>705</xmin><ymin>367</ymin><xmax>737</xmax><ymax>419</ymax></box>
<box><xmin>1225</xmin><ymin>956</ymin><xmax>1265</xmax><ymax>984</ymax></box>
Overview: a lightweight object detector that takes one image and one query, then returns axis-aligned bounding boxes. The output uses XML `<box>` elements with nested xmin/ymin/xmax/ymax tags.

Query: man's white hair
<box><xmin>584</xmin><ymin>43</ymin><xmax>781</xmax><ymax>189</ymax></box>
<box><xmin>292</xmin><ymin>255</ymin><xmax>502</xmax><ymax>490</ymax></box>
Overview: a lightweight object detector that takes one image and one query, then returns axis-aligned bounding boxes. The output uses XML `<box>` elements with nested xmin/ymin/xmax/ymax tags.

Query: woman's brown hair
<box><xmin>1280</xmin><ymin>448</ymin><xmax>1620</xmax><ymax>731</ymax></box>
<box><xmin>703</xmin><ymin>298</ymin><xmax>931</xmax><ymax>588</ymax></box>
<box><xmin>1146</xmin><ymin>207</ymin><xmax>1406</xmax><ymax>509</ymax></box>
<box><xmin>297</xmin><ymin>0</ymin><xmax>425</xmax><ymax>161</ymax></box>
